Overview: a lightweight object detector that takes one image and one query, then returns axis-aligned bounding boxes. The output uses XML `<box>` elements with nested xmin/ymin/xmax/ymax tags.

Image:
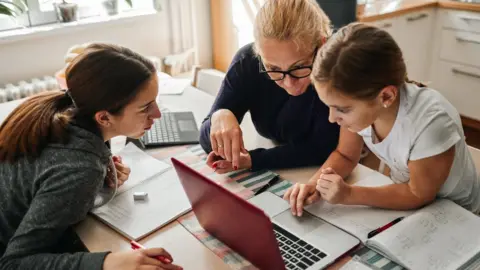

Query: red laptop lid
<box><xmin>171</xmin><ymin>157</ymin><xmax>285</xmax><ymax>270</ymax></box>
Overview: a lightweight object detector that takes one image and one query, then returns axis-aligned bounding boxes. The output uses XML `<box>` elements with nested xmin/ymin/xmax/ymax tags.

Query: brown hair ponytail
<box><xmin>312</xmin><ymin>23</ymin><xmax>425</xmax><ymax>100</ymax></box>
<box><xmin>0</xmin><ymin>43</ymin><xmax>155</xmax><ymax>163</ymax></box>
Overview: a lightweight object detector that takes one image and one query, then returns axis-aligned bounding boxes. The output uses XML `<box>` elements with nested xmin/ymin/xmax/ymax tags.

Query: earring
<box><xmin>383</xmin><ymin>104</ymin><xmax>388</xmax><ymax>108</ymax></box>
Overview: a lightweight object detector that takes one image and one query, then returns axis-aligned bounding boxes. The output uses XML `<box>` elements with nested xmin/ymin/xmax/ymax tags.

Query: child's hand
<box><xmin>316</xmin><ymin>167</ymin><xmax>351</xmax><ymax>204</ymax></box>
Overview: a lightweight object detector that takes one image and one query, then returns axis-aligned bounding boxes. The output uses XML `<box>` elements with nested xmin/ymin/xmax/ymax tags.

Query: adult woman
<box><xmin>0</xmin><ymin>43</ymin><xmax>182</xmax><ymax>270</ymax></box>
<box><xmin>200</xmin><ymin>0</ymin><xmax>340</xmax><ymax>173</ymax></box>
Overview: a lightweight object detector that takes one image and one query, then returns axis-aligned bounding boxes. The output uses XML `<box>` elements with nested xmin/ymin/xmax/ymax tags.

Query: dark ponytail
<box><xmin>0</xmin><ymin>43</ymin><xmax>155</xmax><ymax>163</ymax></box>
<box><xmin>405</xmin><ymin>76</ymin><xmax>427</xmax><ymax>88</ymax></box>
<box><xmin>0</xmin><ymin>91</ymin><xmax>74</xmax><ymax>162</ymax></box>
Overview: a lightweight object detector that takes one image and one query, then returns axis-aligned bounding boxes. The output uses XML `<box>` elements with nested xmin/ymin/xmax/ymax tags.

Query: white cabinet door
<box><xmin>370</xmin><ymin>17</ymin><xmax>403</xmax><ymax>43</ymax></box>
<box><xmin>431</xmin><ymin>61</ymin><xmax>480</xmax><ymax>121</ymax></box>
<box><xmin>395</xmin><ymin>9</ymin><xmax>435</xmax><ymax>83</ymax></box>
<box><xmin>443</xmin><ymin>9</ymin><xmax>480</xmax><ymax>34</ymax></box>
<box><xmin>369</xmin><ymin>9</ymin><xmax>435</xmax><ymax>83</ymax></box>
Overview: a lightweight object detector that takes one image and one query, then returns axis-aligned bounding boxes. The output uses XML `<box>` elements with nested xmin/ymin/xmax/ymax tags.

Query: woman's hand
<box><xmin>283</xmin><ymin>183</ymin><xmax>321</xmax><ymax>217</ymax></box>
<box><xmin>206</xmin><ymin>152</ymin><xmax>252</xmax><ymax>174</ymax></box>
<box><xmin>107</xmin><ymin>156</ymin><xmax>131</xmax><ymax>188</ymax></box>
<box><xmin>316</xmin><ymin>167</ymin><xmax>351</xmax><ymax>204</ymax></box>
<box><xmin>210</xmin><ymin>109</ymin><xmax>248</xmax><ymax>170</ymax></box>
<box><xmin>113</xmin><ymin>156</ymin><xmax>131</xmax><ymax>186</ymax></box>
<box><xmin>103</xmin><ymin>248</ymin><xmax>182</xmax><ymax>270</ymax></box>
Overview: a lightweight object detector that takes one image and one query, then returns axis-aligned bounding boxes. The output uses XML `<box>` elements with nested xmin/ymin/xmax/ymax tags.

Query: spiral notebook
<box><xmin>306</xmin><ymin>171</ymin><xmax>480</xmax><ymax>270</ymax></box>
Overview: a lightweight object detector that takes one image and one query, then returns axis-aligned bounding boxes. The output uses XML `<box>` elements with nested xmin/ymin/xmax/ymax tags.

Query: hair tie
<box><xmin>62</xmin><ymin>89</ymin><xmax>77</xmax><ymax>108</ymax></box>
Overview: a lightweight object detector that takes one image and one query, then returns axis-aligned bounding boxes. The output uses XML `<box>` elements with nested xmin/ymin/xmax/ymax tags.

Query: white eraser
<box><xmin>133</xmin><ymin>192</ymin><xmax>148</xmax><ymax>201</ymax></box>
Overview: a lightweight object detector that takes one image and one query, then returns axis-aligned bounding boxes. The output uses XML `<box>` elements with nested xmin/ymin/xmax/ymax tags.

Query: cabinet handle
<box><xmin>407</xmin><ymin>13</ymin><xmax>428</xmax><ymax>22</ymax></box>
<box><xmin>452</xmin><ymin>68</ymin><xmax>480</xmax><ymax>79</ymax></box>
<box><xmin>459</xmin><ymin>16</ymin><xmax>480</xmax><ymax>22</ymax></box>
<box><xmin>456</xmin><ymin>36</ymin><xmax>480</xmax><ymax>45</ymax></box>
<box><xmin>380</xmin><ymin>23</ymin><xmax>392</xmax><ymax>28</ymax></box>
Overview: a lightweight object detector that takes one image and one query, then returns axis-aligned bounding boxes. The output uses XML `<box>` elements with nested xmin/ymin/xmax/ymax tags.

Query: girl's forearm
<box><xmin>345</xmin><ymin>183</ymin><xmax>432</xmax><ymax>210</ymax></box>
<box><xmin>308</xmin><ymin>150</ymin><xmax>358</xmax><ymax>184</ymax></box>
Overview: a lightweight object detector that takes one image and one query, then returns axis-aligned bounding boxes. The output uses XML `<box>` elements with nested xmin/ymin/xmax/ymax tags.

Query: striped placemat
<box><xmin>149</xmin><ymin>145</ymin><xmax>292</xmax><ymax>269</ymax></box>
<box><xmin>149</xmin><ymin>145</ymin><xmax>402</xmax><ymax>270</ymax></box>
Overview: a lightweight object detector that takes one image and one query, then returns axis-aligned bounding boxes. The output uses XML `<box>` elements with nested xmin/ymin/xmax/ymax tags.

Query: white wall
<box><xmin>0</xmin><ymin>2</ymin><xmax>213</xmax><ymax>85</ymax></box>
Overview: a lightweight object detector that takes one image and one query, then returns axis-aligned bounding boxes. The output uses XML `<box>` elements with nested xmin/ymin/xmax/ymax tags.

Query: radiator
<box><xmin>0</xmin><ymin>76</ymin><xmax>60</xmax><ymax>104</ymax></box>
<box><xmin>0</xmin><ymin>56</ymin><xmax>160</xmax><ymax>104</ymax></box>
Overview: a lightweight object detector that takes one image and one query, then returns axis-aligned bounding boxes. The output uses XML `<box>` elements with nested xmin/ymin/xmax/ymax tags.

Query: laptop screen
<box><xmin>171</xmin><ymin>157</ymin><xmax>286</xmax><ymax>270</ymax></box>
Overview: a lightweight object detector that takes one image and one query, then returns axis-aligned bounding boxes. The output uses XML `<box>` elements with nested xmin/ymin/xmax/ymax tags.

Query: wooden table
<box><xmin>73</xmin><ymin>86</ymin><xmax>376</xmax><ymax>269</ymax></box>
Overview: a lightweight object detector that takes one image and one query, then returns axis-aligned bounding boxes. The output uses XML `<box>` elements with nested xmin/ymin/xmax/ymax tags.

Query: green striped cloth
<box><xmin>167</xmin><ymin>145</ymin><xmax>402</xmax><ymax>270</ymax></box>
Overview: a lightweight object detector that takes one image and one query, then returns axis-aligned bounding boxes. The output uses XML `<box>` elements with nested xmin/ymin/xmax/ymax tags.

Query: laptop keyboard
<box><xmin>273</xmin><ymin>223</ymin><xmax>327</xmax><ymax>270</ymax></box>
<box><xmin>143</xmin><ymin>113</ymin><xmax>180</xmax><ymax>144</ymax></box>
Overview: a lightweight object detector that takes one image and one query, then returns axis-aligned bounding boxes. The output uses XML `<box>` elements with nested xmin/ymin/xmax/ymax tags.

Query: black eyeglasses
<box><xmin>259</xmin><ymin>47</ymin><xmax>318</xmax><ymax>81</ymax></box>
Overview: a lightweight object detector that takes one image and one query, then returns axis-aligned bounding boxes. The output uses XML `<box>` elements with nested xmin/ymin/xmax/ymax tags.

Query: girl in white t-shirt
<box><xmin>284</xmin><ymin>22</ymin><xmax>480</xmax><ymax>214</ymax></box>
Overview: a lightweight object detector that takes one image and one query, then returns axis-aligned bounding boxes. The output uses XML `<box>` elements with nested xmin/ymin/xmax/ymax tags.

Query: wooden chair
<box><xmin>469</xmin><ymin>146</ymin><xmax>480</xmax><ymax>172</ymax></box>
<box><xmin>191</xmin><ymin>66</ymin><xmax>225</xmax><ymax>96</ymax></box>
<box><xmin>162</xmin><ymin>48</ymin><xmax>196</xmax><ymax>77</ymax></box>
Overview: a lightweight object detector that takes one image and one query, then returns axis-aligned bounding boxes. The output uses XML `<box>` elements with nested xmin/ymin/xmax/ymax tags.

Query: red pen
<box><xmin>367</xmin><ymin>217</ymin><xmax>404</xmax><ymax>239</ymax></box>
<box><xmin>130</xmin><ymin>240</ymin><xmax>172</xmax><ymax>264</ymax></box>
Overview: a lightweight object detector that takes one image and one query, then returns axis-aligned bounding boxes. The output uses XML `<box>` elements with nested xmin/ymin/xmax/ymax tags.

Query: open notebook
<box><xmin>91</xmin><ymin>143</ymin><xmax>191</xmax><ymax>240</ymax></box>
<box><xmin>306</xmin><ymin>170</ymin><xmax>480</xmax><ymax>270</ymax></box>
<box><xmin>366</xmin><ymin>199</ymin><xmax>480</xmax><ymax>270</ymax></box>
<box><xmin>306</xmin><ymin>172</ymin><xmax>414</xmax><ymax>243</ymax></box>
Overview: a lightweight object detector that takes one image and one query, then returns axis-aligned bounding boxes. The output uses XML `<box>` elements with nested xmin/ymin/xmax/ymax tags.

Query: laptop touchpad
<box><xmin>178</xmin><ymin>120</ymin><xmax>196</xmax><ymax>131</ymax></box>
<box><xmin>273</xmin><ymin>211</ymin><xmax>326</xmax><ymax>238</ymax></box>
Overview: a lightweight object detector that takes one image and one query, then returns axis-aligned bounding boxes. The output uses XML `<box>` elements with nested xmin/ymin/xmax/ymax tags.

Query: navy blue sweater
<box><xmin>200</xmin><ymin>44</ymin><xmax>340</xmax><ymax>171</ymax></box>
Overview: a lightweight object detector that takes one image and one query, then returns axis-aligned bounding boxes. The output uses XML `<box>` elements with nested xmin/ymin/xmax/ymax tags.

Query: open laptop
<box><xmin>171</xmin><ymin>158</ymin><xmax>360</xmax><ymax>270</ymax></box>
<box><xmin>126</xmin><ymin>112</ymin><xmax>199</xmax><ymax>148</ymax></box>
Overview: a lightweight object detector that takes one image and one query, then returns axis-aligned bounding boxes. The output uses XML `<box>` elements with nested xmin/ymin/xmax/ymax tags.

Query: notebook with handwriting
<box><xmin>306</xmin><ymin>170</ymin><xmax>480</xmax><ymax>270</ymax></box>
<box><xmin>366</xmin><ymin>199</ymin><xmax>480</xmax><ymax>270</ymax></box>
<box><xmin>306</xmin><ymin>172</ymin><xmax>414</xmax><ymax>242</ymax></box>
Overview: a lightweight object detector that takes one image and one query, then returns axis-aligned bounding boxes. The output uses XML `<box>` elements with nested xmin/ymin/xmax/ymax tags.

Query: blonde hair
<box><xmin>254</xmin><ymin>0</ymin><xmax>332</xmax><ymax>54</ymax></box>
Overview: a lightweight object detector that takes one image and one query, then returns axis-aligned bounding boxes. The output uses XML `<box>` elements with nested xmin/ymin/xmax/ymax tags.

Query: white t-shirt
<box><xmin>358</xmin><ymin>83</ymin><xmax>480</xmax><ymax>213</ymax></box>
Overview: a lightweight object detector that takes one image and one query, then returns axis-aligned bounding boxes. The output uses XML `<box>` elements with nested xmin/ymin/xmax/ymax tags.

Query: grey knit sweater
<box><xmin>0</xmin><ymin>124</ymin><xmax>115</xmax><ymax>270</ymax></box>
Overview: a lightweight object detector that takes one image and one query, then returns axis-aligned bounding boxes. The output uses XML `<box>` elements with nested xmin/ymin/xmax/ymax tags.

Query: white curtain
<box><xmin>164</xmin><ymin>0</ymin><xmax>196</xmax><ymax>74</ymax></box>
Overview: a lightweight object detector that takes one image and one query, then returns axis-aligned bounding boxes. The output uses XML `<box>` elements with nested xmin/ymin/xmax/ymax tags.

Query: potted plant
<box><xmin>101</xmin><ymin>0</ymin><xmax>132</xmax><ymax>16</ymax></box>
<box><xmin>0</xmin><ymin>0</ymin><xmax>27</xmax><ymax>17</ymax></box>
<box><xmin>55</xmin><ymin>0</ymin><xmax>78</xmax><ymax>22</ymax></box>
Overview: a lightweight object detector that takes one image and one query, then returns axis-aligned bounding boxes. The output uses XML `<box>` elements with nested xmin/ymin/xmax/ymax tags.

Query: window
<box><xmin>232</xmin><ymin>0</ymin><xmax>264</xmax><ymax>49</ymax></box>
<box><xmin>0</xmin><ymin>0</ymin><xmax>154</xmax><ymax>31</ymax></box>
<box><xmin>0</xmin><ymin>0</ymin><xmax>30</xmax><ymax>31</ymax></box>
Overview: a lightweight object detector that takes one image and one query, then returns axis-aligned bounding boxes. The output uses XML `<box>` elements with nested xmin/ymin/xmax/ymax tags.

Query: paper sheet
<box><xmin>306</xmin><ymin>171</ymin><xmax>414</xmax><ymax>242</ymax></box>
<box><xmin>368</xmin><ymin>199</ymin><xmax>480</xmax><ymax>270</ymax></box>
<box><xmin>91</xmin><ymin>169</ymin><xmax>191</xmax><ymax>240</ymax></box>
<box><xmin>157</xmin><ymin>77</ymin><xmax>191</xmax><ymax>95</ymax></box>
<box><xmin>116</xmin><ymin>143</ymin><xmax>171</xmax><ymax>194</ymax></box>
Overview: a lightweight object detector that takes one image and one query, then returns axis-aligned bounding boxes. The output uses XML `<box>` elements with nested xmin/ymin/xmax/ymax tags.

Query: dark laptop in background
<box><xmin>127</xmin><ymin>111</ymin><xmax>199</xmax><ymax>148</ymax></box>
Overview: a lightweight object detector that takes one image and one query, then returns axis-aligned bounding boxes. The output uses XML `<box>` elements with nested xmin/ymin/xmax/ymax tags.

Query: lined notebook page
<box><xmin>91</xmin><ymin>169</ymin><xmax>191</xmax><ymax>240</ymax></box>
<box><xmin>117</xmin><ymin>143</ymin><xmax>170</xmax><ymax>194</ymax></box>
<box><xmin>367</xmin><ymin>199</ymin><xmax>480</xmax><ymax>270</ymax></box>
<box><xmin>306</xmin><ymin>172</ymin><xmax>413</xmax><ymax>242</ymax></box>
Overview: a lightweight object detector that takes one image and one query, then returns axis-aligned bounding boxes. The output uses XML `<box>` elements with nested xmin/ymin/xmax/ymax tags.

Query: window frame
<box><xmin>0</xmin><ymin>0</ymin><xmax>153</xmax><ymax>31</ymax></box>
